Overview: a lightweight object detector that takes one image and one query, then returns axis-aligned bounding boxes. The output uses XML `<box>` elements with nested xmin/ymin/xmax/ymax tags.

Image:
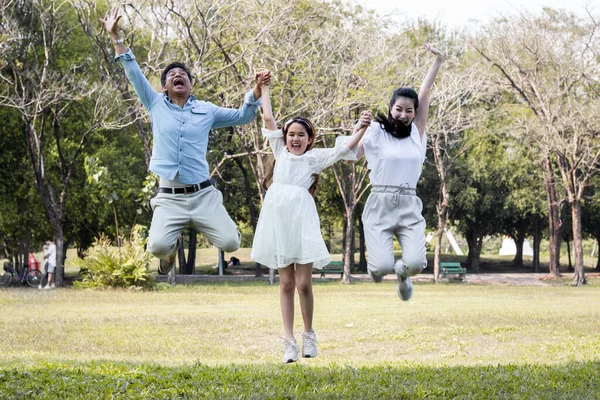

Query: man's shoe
<box><xmin>158</xmin><ymin>239</ymin><xmax>180</xmax><ymax>275</ymax></box>
<box><xmin>158</xmin><ymin>257</ymin><xmax>176</xmax><ymax>275</ymax></box>
<box><xmin>301</xmin><ymin>331</ymin><xmax>318</xmax><ymax>358</ymax></box>
<box><xmin>368</xmin><ymin>269</ymin><xmax>383</xmax><ymax>283</ymax></box>
<box><xmin>282</xmin><ymin>338</ymin><xmax>299</xmax><ymax>363</ymax></box>
<box><xmin>397</xmin><ymin>276</ymin><xmax>413</xmax><ymax>301</ymax></box>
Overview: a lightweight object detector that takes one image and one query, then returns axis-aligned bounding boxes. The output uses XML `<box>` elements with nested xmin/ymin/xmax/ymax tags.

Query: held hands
<box><xmin>347</xmin><ymin>110</ymin><xmax>372</xmax><ymax>151</ymax></box>
<box><xmin>253</xmin><ymin>70</ymin><xmax>271</xmax><ymax>99</ymax></box>
<box><xmin>255</xmin><ymin>70</ymin><xmax>271</xmax><ymax>88</ymax></box>
<box><xmin>356</xmin><ymin>110</ymin><xmax>372</xmax><ymax>130</ymax></box>
<box><xmin>99</xmin><ymin>8</ymin><xmax>122</xmax><ymax>37</ymax></box>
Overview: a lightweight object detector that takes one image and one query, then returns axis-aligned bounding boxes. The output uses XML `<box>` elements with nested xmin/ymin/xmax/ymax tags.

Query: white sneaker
<box><xmin>50</xmin><ymin>283</ymin><xmax>55</xmax><ymax>288</ymax></box>
<box><xmin>38</xmin><ymin>284</ymin><xmax>42</xmax><ymax>290</ymax></box>
<box><xmin>301</xmin><ymin>331</ymin><xmax>318</xmax><ymax>358</ymax></box>
<box><xmin>282</xmin><ymin>338</ymin><xmax>299</xmax><ymax>363</ymax></box>
<box><xmin>394</xmin><ymin>259</ymin><xmax>413</xmax><ymax>301</ymax></box>
<box><xmin>43</xmin><ymin>285</ymin><xmax>52</xmax><ymax>290</ymax></box>
<box><xmin>397</xmin><ymin>276</ymin><xmax>413</xmax><ymax>301</ymax></box>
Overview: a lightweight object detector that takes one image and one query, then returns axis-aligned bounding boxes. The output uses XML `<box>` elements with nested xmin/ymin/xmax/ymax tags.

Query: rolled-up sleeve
<box><xmin>114</xmin><ymin>49</ymin><xmax>160</xmax><ymax>111</ymax></box>
<box><xmin>211</xmin><ymin>90</ymin><xmax>262</xmax><ymax>129</ymax></box>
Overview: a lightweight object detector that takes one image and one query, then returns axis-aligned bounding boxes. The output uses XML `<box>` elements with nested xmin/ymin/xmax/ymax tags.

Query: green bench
<box><xmin>440</xmin><ymin>261</ymin><xmax>467</xmax><ymax>281</ymax></box>
<box><xmin>318</xmin><ymin>261</ymin><xmax>344</xmax><ymax>279</ymax></box>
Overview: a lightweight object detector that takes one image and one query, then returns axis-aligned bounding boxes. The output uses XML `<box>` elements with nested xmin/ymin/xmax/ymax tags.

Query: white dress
<box><xmin>251</xmin><ymin>128</ymin><xmax>358</xmax><ymax>270</ymax></box>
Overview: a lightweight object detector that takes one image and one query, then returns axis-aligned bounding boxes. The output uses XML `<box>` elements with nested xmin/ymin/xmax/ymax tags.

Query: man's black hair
<box><xmin>160</xmin><ymin>62</ymin><xmax>193</xmax><ymax>87</ymax></box>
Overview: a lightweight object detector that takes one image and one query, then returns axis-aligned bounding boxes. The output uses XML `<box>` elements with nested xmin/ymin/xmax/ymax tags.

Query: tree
<box><xmin>582</xmin><ymin>176</ymin><xmax>600</xmax><ymax>271</ymax></box>
<box><xmin>472</xmin><ymin>8</ymin><xmax>600</xmax><ymax>284</ymax></box>
<box><xmin>449</xmin><ymin>139</ymin><xmax>509</xmax><ymax>271</ymax></box>
<box><xmin>0</xmin><ymin>0</ymin><xmax>126</xmax><ymax>285</ymax></box>
<box><xmin>0</xmin><ymin>107</ymin><xmax>48</xmax><ymax>266</ymax></box>
<box><xmin>428</xmin><ymin>53</ymin><xmax>491</xmax><ymax>280</ymax></box>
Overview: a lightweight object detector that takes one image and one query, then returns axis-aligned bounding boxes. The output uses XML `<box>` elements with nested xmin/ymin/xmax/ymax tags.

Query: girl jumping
<box><xmin>251</xmin><ymin>75</ymin><xmax>371</xmax><ymax>363</ymax></box>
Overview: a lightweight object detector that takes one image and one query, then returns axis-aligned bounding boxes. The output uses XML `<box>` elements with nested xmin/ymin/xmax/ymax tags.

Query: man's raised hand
<box><xmin>99</xmin><ymin>8</ymin><xmax>122</xmax><ymax>37</ymax></box>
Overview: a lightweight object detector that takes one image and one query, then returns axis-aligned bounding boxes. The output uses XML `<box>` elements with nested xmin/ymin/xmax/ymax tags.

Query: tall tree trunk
<box><xmin>512</xmin><ymin>223</ymin><xmax>526</xmax><ymax>267</ymax></box>
<box><xmin>434</xmin><ymin>219</ymin><xmax>445</xmax><ymax>282</ymax></box>
<box><xmin>133</xmin><ymin>118</ymin><xmax>152</xmax><ymax>172</ymax></box>
<box><xmin>350</xmin><ymin>215</ymin><xmax>356</xmax><ymax>270</ymax></box>
<box><xmin>512</xmin><ymin>236</ymin><xmax>524</xmax><ymax>268</ymax></box>
<box><xmin>432</xmin><ymin>136</ymin><xmax>449</xmax><ymax>282</ymax></box>
<box><xmin>532</xmin><ymin>217</ymin><xmax>542</xmax><ymax>272</ymax></box>
<box><xmin>571</xmin><ymin>199</ymin><xmax>587</xmax><ymax>285</ymax></box>
<box><xmin>342</xmin><ymin>208</ymin><xmax>354</xmax><ymax>284</ymax></box>
<box><xmin>466</xmin><ymin>229</ymin><xmax>482</xmax><ymax>272</ymax></box>
<box><xmin>465</xmin><ymin>228</ymin><xmax>476</xmax><ymax>267</ymax></box>
<box><xmin>177</xmin><ymin>230</ymin><xmax>197</xmax><ymax>275</ymax></box>
<box><xmin>595</xmin><ymin>237</ymin><xmax>600</xmax><ymax>271</ymax></box>
<box><xmin>185</xmin><ymin>229</ymin><xmax>197</xmax><ymax>275</ymax></box>
<box><xmin>470</xmin><ymin>235</ymin><xmax>483</xmax><ymax>273</ymax></box>
<box><xmin>358</xmin><ymin>211</ymin><xmax>367</xmax><ymax>273</ymax></box>
<box><xmin>565</xmin><ymin>236</ymin><xmax>573</xmax><ymax>271</ymax></box>
<box><xmin>543</xmin><ymin>157</ymin><xmax>561</xmax><ymax>277</ymax></box>
<box><xmin>22</xmin><ymin>239</ymin><xmax>30</xmax><ymax>273</ymax></box>
<box><xmin>177</xmin><ymin>234</ymin><xmax>186</xmax><ymax>274</ymax></box>
<box><xmin>233</xmin><ymin>157</ymin><xmax>261</xmax><ymax>277</ymax></box>
<box><xmin>269</xmin><ymin>268</ymin><xmax>276</xmax><ymax>285</ymax></box>
<box><xmin>54</xmin><ymin>224</ymin><xmax>65</xmax><ymax>287</ymax></box>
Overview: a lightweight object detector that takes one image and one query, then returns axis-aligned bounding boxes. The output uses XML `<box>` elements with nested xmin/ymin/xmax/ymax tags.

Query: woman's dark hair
<box><xmin>375</xmin><ymin>87</ymin><xmax>419</xmax><ymax>138</ymax></box>
<box><xmin>160</xmin><ymin>62</ymin><xmax>193</xmax><ymax>87</ymax></box>
<box><xmin>262</xmin><ymin>116</ymin><xmax>320</xmax><ymax>196</ymax></box>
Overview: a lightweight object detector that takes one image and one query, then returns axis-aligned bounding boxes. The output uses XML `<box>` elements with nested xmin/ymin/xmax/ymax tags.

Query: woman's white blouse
<box><xmin>362</xmin><ymin>122</ymin><xmax>427</xmax><ymax>188</ymax></box>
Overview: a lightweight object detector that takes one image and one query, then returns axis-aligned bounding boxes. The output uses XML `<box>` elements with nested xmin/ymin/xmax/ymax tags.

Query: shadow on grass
<box><xmin>1</xmin><ymin>360</ymin><xmax>598</xmax><ymax>399</ymax></box>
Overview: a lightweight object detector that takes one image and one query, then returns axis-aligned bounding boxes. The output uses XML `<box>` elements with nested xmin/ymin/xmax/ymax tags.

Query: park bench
<box><xmin>318</xmin><ymin>261</ymin><xmax>344</xmax><ymax>279</ymax></box>
<box><xmin>440</xmin><ymin>261</ymin><xmax>467</xmax><ymax>282</ymax></box>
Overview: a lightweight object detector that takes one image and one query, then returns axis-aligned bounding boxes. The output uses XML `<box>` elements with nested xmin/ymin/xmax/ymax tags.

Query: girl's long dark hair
<box><xmin>262</xmin><ymin>116</ymin><xmax>320</xmax><ymax>196</ymax></box>
<box><xmin>375</xmin><ymin>87</ymin><xmax>419</xmax><ymax>138</ymax></box>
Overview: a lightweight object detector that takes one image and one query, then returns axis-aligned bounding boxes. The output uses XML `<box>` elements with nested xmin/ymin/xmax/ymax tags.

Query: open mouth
<box><xmin>291</xmin><ymin>143</ymin><xmax>301</xmax><ymax>151</ymax></box>
<box><xmin>173</xmin><ymin>77</ymin><xmax>184</xmax><ymax>88</ymax></box>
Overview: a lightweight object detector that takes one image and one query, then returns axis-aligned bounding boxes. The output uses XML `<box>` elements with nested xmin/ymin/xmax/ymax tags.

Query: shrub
<box><xmin>73</xmin><ymin>228</ymin><xmax>155</xmax><ymax>290</ymax></box>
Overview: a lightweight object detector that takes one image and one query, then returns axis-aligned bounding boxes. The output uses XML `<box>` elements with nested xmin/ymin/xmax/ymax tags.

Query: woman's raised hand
<box><xmin>423</xmin><ymin>43</ymin><xmax>443</xmax><ymax>58</ymax></box>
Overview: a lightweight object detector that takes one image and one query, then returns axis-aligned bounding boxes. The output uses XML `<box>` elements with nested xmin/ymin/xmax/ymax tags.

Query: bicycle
<box><xmin>0</xmin><ymin>261</ymin><xmax>44</xmax><ymax>288</ymax></box>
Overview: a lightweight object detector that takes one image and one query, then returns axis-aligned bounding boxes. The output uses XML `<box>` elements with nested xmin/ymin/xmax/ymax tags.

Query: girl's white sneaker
<box><xmin>282</xmin><ymin>338</ymin><xmax>299</xmax><ymax>363</ymax></box>
<box><xmin>301</xmin><ymin>331</ymin><xmax>318</xmax><ymax>358</ymax></box>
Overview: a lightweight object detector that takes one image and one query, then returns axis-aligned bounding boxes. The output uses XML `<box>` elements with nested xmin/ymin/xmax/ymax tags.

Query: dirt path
<box><xmin>156</xmin><ymin>272</ymin><xmax>599</xmax><ymax>286</ymax></box>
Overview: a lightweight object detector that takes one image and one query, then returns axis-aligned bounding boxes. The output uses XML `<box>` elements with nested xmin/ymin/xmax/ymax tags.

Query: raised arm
<box><xmin>100</xmin><ymin>9</ymin><xmax>127</xmax><ymax>56</ymax></box>
<box><xmin>100</xmin><ymin>8</ymin><xmax>159</xmax><ymax>110</ymax></box>
<box><xmin>211</xmin><ymin>71</ymin><xmax>268</xmax><ymax>129</ymax></box>
<box><xmin>258</xmin><ymin>71</ymin><xmax>277</xmax><ymax>131</ymax></box>
<box><xmin>414</xmin><ymin>44</ymin><xmax>444</xmax><ymax>136</ymax></box>
<box><xmin>310</xmin><ymin>111</ymin><xmax>372</xmax><ymax>171</ymax></box>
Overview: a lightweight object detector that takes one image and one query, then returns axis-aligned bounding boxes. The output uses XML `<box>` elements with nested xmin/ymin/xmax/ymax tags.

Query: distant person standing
<box><xmin>42</xmin><ymin>240</ymin><xmax>56</xmax><ymax>289</ymax></box>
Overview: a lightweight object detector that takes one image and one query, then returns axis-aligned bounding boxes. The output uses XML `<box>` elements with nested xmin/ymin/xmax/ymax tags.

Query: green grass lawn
<box><xmin>1</xmin><ymin>282</ymin><xmax>599</xmax><ymax>398</ymax></box>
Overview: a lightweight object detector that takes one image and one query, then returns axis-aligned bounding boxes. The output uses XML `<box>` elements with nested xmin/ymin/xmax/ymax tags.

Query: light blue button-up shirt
<box><xmin>115</xmin><ymin>49</ymin><xmax>261</xmax><ymax>184</ymax></box>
